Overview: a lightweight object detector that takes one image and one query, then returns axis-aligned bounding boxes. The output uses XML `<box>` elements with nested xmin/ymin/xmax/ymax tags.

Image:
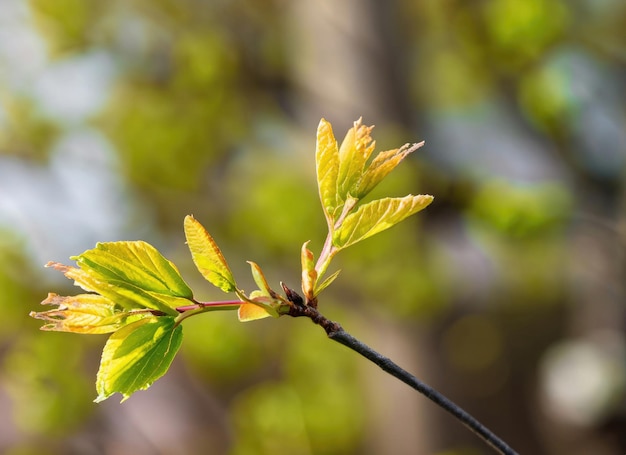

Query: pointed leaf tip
<box><xmin>357</xmin><ymin>140</ymin><xmax>426</xmax><ymax>198</ymax></box>
<box><xmin>301</xmin><ymin>241</ymin><xmax>317</xmax><ymax>300</ymax></box>
<box><xmin>333</xmin><ymin>194</ymin><xmax>433</xmax><ymax>249</ymax></box>
<box><xmin>184</xmin><ymin>215</ymin><xmax>237</xmax><ymax>293</ymax></box>
<box><xmin>247</xmin><ymin>261</ymin><xmax>273</xmax><ymax>297</ymax></box>
<box><xmin>30</xmin><ymin>293</ymin><xmax>130</xmax><ymax>334</ymax></box>
<box><xmin>337</xmin><ymin>118</ymin><xmax>376</xmax><ymax>199</ymax></box>
<box><xmin>316</xmin><ymin>119</ymin><xmax>340</xmax><ymax>225</ymax></box>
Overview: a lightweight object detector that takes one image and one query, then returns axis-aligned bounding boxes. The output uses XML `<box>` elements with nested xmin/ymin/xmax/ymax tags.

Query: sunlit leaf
<box><xmin>74</xmin><ymin>241</ymin><xmax>193</xmax><ymax>298</ymax></box>
<box><xmin>95</xmin><ymin>316</ymin><xmax>183</xmax><ymax>403</ymax></box>
<box><xmin>316</xmin><ymin>119</ymin><xmax>340</xmax><ymax>224</ymax></box>
<box><xmin>49</xmin><ymin>240</ymin><xmax>194</xmax><ymax>316</ymax></box>
<box><xmin>314</xmin><ymin>269</ymin><xmax>341</xmax><ymax>296</ymax></box>
<box><xmin>30</xmin><ymin>293</ymin><xmax>136</xmax><ymax>334</ymax></box>
<box><xmin>247</xmin><ymin>261</ymin><xmax>273</xmax><ymax>297</ymax></box>
<box><xmin>238</xmin><ymin>301</ymin><xmax>274</xmax><ymax>322</ymax></box>
<box><xmin>300</xmin><ymin>241</ymin><xmax>317</xmax><ymax>300</ymax></box>
<box><xmin>333</xmin><ymin>195</ymin><xmax>434</xmax><ymax>249</ymax></box>
<box><xmin>184</xmin><ymin>215</ymin><xmax>237</xmax><ymax>293</ymax></box>
<box><xmin>357</xmin><ymin>141</ymin><xmax>425</xmax><ymax>198</ymax></box>
<box><xmin>337</xmin><ymin>118</ymin><xmax>376</xmax><ymax>199</ymax></box>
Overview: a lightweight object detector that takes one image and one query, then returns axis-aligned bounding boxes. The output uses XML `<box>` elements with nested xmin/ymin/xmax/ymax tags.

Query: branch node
<box><xmin>281</xmin><ymin>282</ymin><xmax>305</xmax><ymax>307</ymax></box>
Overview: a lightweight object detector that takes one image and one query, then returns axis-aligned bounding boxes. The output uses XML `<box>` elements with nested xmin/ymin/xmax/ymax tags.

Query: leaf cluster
<box><xmin>302</xmin><ymin>118</ymin><xmax>432</xmax><ymax>302</ymax></box>
<box><xmin>30</xmin><ymin>118</ymin><xmax>432</xmax><ymax>401</ymax></box>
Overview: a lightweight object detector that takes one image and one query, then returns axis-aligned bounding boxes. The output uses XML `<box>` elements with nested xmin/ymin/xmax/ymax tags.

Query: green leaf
<box><xmin>356</xmin><ymin>141</ymin><xmax>425</xmax><ymax>198</ymax></box>
<box><xmin>300</xmin><ymin>241</ymin><xmax>317</xmax><ymax>300</ymax></box>
<box><xmin>315</xmin><ymin>119</ymin><xmax>340</xmax><ymax>224</ymax></box>
<box><xmin>332</xmin><ymin>195</ymin><xmax>434</xmax><ymax>249</ymax></box>
<box><xmin>314</xmin><ymin>269</ymin><xmax>341</xmax><ymax>296</ymax></box>
<box><xmin>336</xmin><ymin>118</ymin><xmax>376</xmax><ymax>199</ymax></box>
<box><xmin>247</xmin><ymin>261</ymin><xmax>273</xmax><ymax>297</ymax></box>
<box><xmin>55</xmin><ymin>240</ymin><xmax>194</xmax><ymax>315</ymax></box>
<box><xmin>95</xmin><ymin>316</ymin><xmax>183</xmax><ymax>403</ymax></box>
<box><xmin>184</xmin><ymin>215</ymin><xmax>237</xmax><ymax>293</ymax></box>
<box><xmin>75</xmin><ymin>242</ymin><xmax>193</xmax><ymax>297</ymax></box>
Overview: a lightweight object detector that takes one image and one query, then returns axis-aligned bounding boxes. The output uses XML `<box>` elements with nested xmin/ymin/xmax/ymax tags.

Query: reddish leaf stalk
<box><xmin>175</xmin><ymin>300</ymin><xmax>242</xmax><ymax>313</ymax></box>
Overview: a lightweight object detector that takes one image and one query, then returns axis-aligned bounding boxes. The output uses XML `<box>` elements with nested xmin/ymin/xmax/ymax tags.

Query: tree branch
<box><xmin>288</xmin><ymin>302</ymin><xmax>518</xmax><ymax>455</ymax></box>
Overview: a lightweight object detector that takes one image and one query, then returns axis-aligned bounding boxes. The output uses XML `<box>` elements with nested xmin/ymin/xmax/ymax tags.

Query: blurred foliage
<box><xmin>0</xmin><ymin>233</ymin><xmax>39</xmax><ymax>339</ymax></box>
<box><xmin>29</xmin><ymin>0</ymin><xmax>104</xmax><ymax>55</ymax></box>
<box><xmin>230</xmin><ymin>320</ymin><xmax>365</xmax><ymax>455</ymax></box>
<box><xmin>0</xmin><ymin>236</ymin><xmax>95</xmax><ymax>442</ymax></box>
<box><xmin>0</xmin><ymin>96</ymin><xmax>60</xmax><ymax>161</ymax></box>
<box><xmin>483</xmin><ymin>0</ymin><xmax>570</xmax><ymax>69</ymax></box>
<box><xmin>3</xmin><ymin>332</ymin><xmax>93</xmax><ymax>434</ymax></box>
<box><xmin>98</xmin><ymin>29</ymin><xmax>243</xmax><ymax>191</ymax></box>
<box><xmin>468</xmin><ymin>180</ymin><xmax>572</xmax><ymax>238</ymax></box>
<box><xmin>0</xmin><ymin>0</ymin><xmax>624</xmax><ymax>453</ymax></box>
<box><xmin>225</xmin><ymin>150</ymin><xmax>323</xmax><ymax>259</ymax></box>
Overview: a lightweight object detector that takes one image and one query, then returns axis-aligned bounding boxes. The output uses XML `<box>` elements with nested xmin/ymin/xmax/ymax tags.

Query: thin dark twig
<box><xmin>329</xmin><ymin>329</ymin><xmax>518</xmax><ymax>455</ymax></box>
<box><xmin>286</xmin><ymin>297</ymin><xmax>518</xmax><ymax>455</ymax></box>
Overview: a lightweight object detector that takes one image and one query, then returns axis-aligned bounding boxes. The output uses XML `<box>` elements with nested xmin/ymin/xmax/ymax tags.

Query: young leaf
<box><xmin>95</xmin><ymin>316</ymin><xmax>183</xmax><ymax>403</ymax></box>
<box><xmin>316</xmin><ymin>119</ymin><xmax>340</xmax><ymax>224</ymax></box>
<box><xmin>237</xmin><ymin>288</ymin><xmax>283</xmax><ymax>321</ymax></box>
<box><xmin>300</xmin><ymin>241</ymin><xmax>317</xmax><ymax>301</ymax></box>
<box><xmin>238</xmin><ymin>301</ymin><xmax>274</xmax><ymax>322</ymax></box>
<box><xmin>314</xmin><ymin>269</ymin><xmax>341</xmax><ymax>296</ymax></box>
<box><xmin>356</xmin><ymin>141</ymin><xmax>425</xmax><ymax>198</ymax></box>
<box><xmin>247</xmin><ymin>261</ymin><xmax>273</xmax><ymax>297</ymax></box>
<box><xmin>337</xmin><ymin>118</ymin><xmax>376</xmax><ymax>199</ymax></box>
<box><xmin>30</xmin><ymin>293</ymin><xmax>135</xmax><ymax>334</ymax></box>
<box><xmin>332</xmin><ymin>195</ymin><xmax>434</xmax><ymax>249</ymax></box>
<box><xmin>184</xmin><ymin>215</ymin><xmax>237</xmax><ymax>293</ymax></box>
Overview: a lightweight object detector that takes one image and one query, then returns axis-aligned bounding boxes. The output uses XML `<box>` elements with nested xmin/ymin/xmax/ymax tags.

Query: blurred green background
<box><xmin>1</xmin><ymin>1</ymin><xmax>625</xmax><ymax>454</ymax></box>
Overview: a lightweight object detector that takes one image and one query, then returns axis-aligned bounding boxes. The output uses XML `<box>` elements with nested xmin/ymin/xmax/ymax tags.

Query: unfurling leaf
<box><xmin>30</xmin><ymin>293</ymin><xmax>136</xmax><ymax>334</ymax></box>
<box><xmin>238</xmin><ymin>300</ymin><xmax>274</xmax><ymax>322</ymax></box>
<box><xmin>184</xmin><ymin>215</ymin><xmax>237</xmax><ymax>293</ymax></box>
<box><xmin>314</xmin><ymin>269</ymin><xmax>341</xmax><ymax>296</ymax></box>
<box><xmin>247</xmin><ymin>261</ymin><xmax>273</xmax><ymax>297</ymax></box>
<box><xmin>356</xmin><ymin>141</ymin><xmax>425</xmax><ymax>198</ymax></box>
<box><xmin>332</xmin><ymin>195</ymin><xmax>434</xmax><ymax>249</ymax></box>
<box><xmin>316</xmin><ymin>119</ymin><xmax>341</xmax><ymax>225</ymax></box>
<box><xmin>95</xmin><ymin>316</ymin><xmax>183</xmax><ymax>403</ymax></box>
<box><xmin>300</xmin><ymin>241</ymin><xmax>317</xmax><ymax>301</ymax></box>
<box><xmin>337</xmin><ymin>118</ymin><xmax>376</xmax><ymax>199</ymax></box>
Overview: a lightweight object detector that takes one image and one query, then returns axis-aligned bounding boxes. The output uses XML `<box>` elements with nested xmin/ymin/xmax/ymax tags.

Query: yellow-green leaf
<box><xmin>337</xmin><ymin>118</ymin><xmax>376</xmax><ymax>199</ymax></box>
<box><xmin>52</xmin><ymin>240</ymin><xmax>194</xmax><ymax>316</ymax></box>
<box><xmin>74</xmin><ymin>242</ymin><xmax>192</xmax><ymax>296</ymax></box>
<box><xmin>300</xmin><ymin>241</ymin><xmax>317</xmax><ymax>301</ymax></box>
<box><xmin>314</xmin><ymin>269</ymin><xmax>341</xmax><ymax>296</ymax></box>
<box><xmin>247</xmin><ymin>261</ymin><xmax>273</xmax><ymax>297</ymax></box>
<box><xmin>332</xmin><ymin>195</ymin><xmax>434</xmax><ymax>249</ymax></box>
<box><xmin>30</xmin><ymin>293</ymin><xmax>137</xmax><ymax>334</ymax></box>
<box><xmin>184</xmin><ymin>215</ymin><xmax>237</xmax><ymax>293</ymax></box>
<box><xmin>357</xmin><ymin>141</ymin><xmax>425</xmax><ymax>198</ymax></box>
<box><xmin>95</xmin><ymin>316</ymin><xmax>183</xmax><ymax>403</ymax></box>
<box><xmin>315</xmin><ymin>119</ymin><xmax>340</xmax><ymax>224</ymax></box>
